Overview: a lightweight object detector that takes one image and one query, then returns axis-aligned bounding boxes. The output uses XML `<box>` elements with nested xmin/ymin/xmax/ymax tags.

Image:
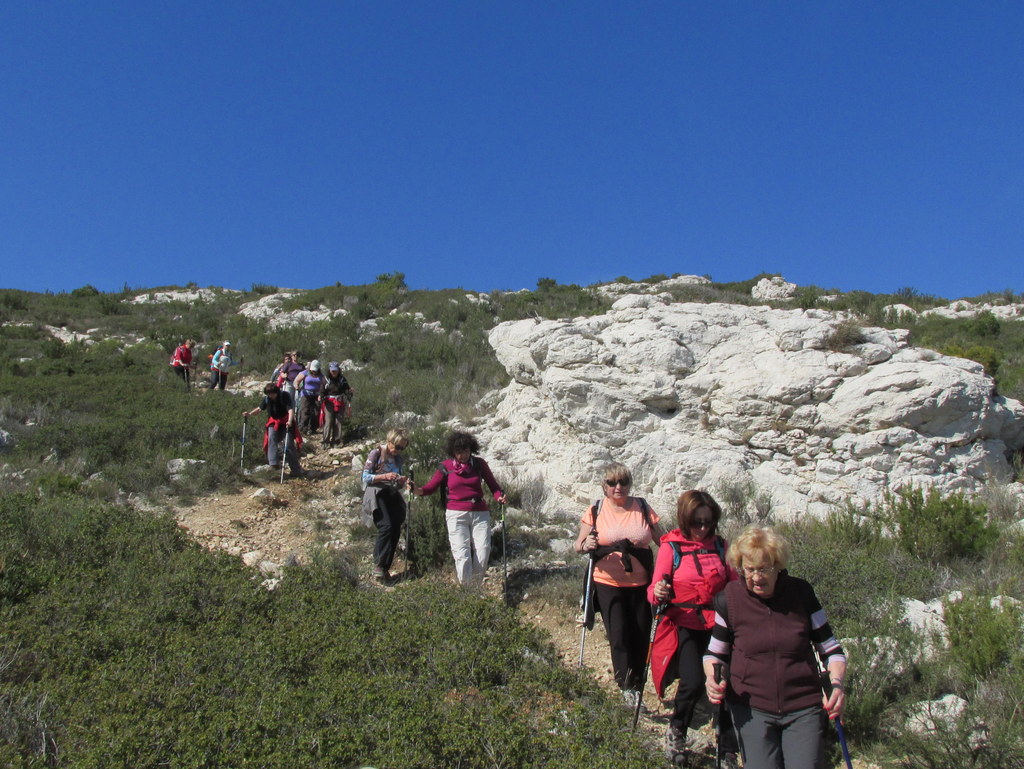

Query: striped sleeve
<box><xmin>804</xmin><ymin>585</ymin><xmax>847</xmax><ymax>667</ymax></box>
<box><xmin>702</xmin><ymin>609</ymin><xmax>733</xmax><ymax>665</ymax></box>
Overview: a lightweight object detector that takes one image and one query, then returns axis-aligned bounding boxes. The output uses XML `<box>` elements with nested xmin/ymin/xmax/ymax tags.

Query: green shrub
<box><xmin>881</xmin><ymin>487</ymin><xmax>998</xmax><ymax>562</ymax></box>
<box><xmin>781</xmin><ymin>507</ymin><xmax>932</xmax><ymax>634</ymax></box>
<box><xmin>0</xmin><ymin>493</ymin><xmax>654</xmax><ymax>768</ymax></box>
<box><xmin>825</xmin><ymin>319</ymin><xmax>867</xmax><ymax>351</ymax></box>
<box><xmin>880</xmin><ymin>489</ymin><xmax>999</xmax><ymax>561</ymax></box>
<box><xmin>941</xmin><ymin>343</ymin><xmax>1001</xmax><ymax>376</ymax></box>
<box><xmin>944</xmin><ymin>593</ymin><xmax>1022</xmax><ymax>679</ymax></box>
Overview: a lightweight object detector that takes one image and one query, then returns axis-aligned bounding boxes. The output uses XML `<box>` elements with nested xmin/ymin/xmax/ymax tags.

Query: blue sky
<box><xmin>2</xmin><ymin>2</ymin><xmax>1022</xmax><ymax>299</ymax></box>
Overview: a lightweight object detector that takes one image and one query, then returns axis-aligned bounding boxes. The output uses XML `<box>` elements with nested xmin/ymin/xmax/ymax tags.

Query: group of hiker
<box><xmin>359</xmin><ymin>427</ymin><xmax>849</xmax><ymax>769</ymax></box>
<box><xmin>172</xmin><ymin>338</ymin><xmax>849</xmax><ymax>769</ymax></box>
<box><xmin>169</xmin><ymin>339</ymin><xmax>241</xmax><ymax>391</ymax></box>
<box><xmin>237</xmin><ymin>351</ymin><xmax>355</xmax><ymax>478</ymax></box>
<box><xmin>360</xmin><ymin>429</ymin><xmax>507</xmax><ymax>585</ymax></box>
<box><xmin>575</xmin><ymin>467</ymin><xmax>847</xmax><ymax>769</ymax></box>
<box><xmin>270</xmin><ymin>352</ymin><xmax>353</xmax><ymax>445</ymax></box>
<box><xmin>170</xmin><ymin>340</ymin><xmax>355</xmax><ymax>466</ymax></box>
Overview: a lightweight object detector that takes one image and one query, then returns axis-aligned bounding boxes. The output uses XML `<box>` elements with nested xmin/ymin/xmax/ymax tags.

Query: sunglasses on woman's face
<box><xmin>604</xmin><ymin>479</ymin><xmax>630</xmax><ymax>487</ymax></box>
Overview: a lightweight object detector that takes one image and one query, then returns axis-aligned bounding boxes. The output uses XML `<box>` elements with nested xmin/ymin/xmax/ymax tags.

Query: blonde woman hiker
<box><xmin>361</xmin><ymin>429</ymin><xmax>411</xmax><ymax>582</ymax></box>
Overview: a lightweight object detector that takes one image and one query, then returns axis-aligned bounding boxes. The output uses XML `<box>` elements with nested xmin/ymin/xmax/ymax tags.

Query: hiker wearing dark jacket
<box><xmin>415</xmin><ymin>431</ymin><xmax>506</xmax><ymax>585</ymax></box>
<box><xmin>242</xmin><ymin>383</ymin><xmax>303</xmax><ymax>476</ymax></box>
<box><xmin>574</xmin><ymin>462</ymin><xmax>664</xmax><ymax>708</ymax></box>
<box><xmin>321</xmin><ymin>361</ymin><xmax>353</xmax><ymax>446</ymax></box>
<box><xmin>649</xmin><ymin>490</ymin><xmax>739</xmax><ymax>764</ymax></box>
<box><xmin>704</xmin><ymin>526</ymin><xmax>847</xmax><ymax>769</ymax></box>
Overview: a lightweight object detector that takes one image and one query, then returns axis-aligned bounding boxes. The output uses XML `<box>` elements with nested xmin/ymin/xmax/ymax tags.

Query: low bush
<box><xmin>781</xmin><ymin>507</ymin><xmax>933</xmax><ymax>635</ymax></box>
<box><xmin>944</xmin><ymin>593</ymin><xmax>1022</xmax><ymax>679</ymax></box>
<box><xmin>825</xmin><ymin>319</ymin><xmax>867</xmax><ymax>352</ymax></box>
<box><xmin>880</xmin><ymin>487</ymin><xmax>998</xmax><ymax>562</ymax></box>
<box><xmin>0</xmin><ymin>493</ymin><xmax>653</xmax><ymax>768</ymax></box>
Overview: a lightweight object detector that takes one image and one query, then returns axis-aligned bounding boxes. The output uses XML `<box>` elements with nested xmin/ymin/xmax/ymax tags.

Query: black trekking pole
<box><xmin>501</xmin><ymin>502</ymin><xmax>509</xmax><ymax>606</ymax></box>
<box><xmin>184</xmin><ymin>365</ymin><xmax>191</xmax><ymax>393</ymax></box>
<box><xmin>240</xmin><ymin>415</ymin><xmax>248</xmax><ymax>471</ymax></box>
<box><xmin>577</xmin><ymin>551</ymin><xmax>596</xmax><ymax>668</ymax></box>
<box><xmin>713</xmin><ymin>663</ymin><xmax>726</xmax><ymax>769</ymax></box>
<box><xmin>632</xmin><ymin>578</ymin><xmax>669</xmax><ymax>730</ymax></box>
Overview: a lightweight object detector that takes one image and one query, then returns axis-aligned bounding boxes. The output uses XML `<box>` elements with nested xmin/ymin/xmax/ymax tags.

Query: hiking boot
<box><xmin>664</xmin><ymin>724</ymin><xmax>688</xmax><ymax>765</ymax></box>
<box><xmin>372</xmin><ymin>566</ymin><xmax>390</xmax><ymax>582</ymax></box>
<box><xmin>621</xmin><ymin>688</ymin><xmax>647</xmax><ymax>713</ymax></box>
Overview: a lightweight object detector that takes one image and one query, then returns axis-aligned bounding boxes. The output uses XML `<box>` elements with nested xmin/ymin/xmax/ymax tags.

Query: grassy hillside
<box><xmin>1</xmin><ymin>275</ymin><xmax>1022</xmax><ymax>767</ymax></box>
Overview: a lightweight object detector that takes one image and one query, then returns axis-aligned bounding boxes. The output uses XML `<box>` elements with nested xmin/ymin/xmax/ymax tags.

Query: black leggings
<box><xmin>673</xmin><ymin>626</ymin><xmax>738</xmax><ymax>752</ymax></box>
<box><xmin>372</xmin><ymin>488</ymin><xmax>407</xmax><ymax>571</ymax></box>
<box><xmin>594</xmin><ymin>583</ymin><xmax>651</xmax><ymax>691</ymax></box>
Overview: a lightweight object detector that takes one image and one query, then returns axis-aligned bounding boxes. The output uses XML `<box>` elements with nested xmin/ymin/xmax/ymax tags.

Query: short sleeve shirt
<box><xmin>581</xmin><ymin>498</ymin><xmax>660</xmax><ymax>587</ymax></box>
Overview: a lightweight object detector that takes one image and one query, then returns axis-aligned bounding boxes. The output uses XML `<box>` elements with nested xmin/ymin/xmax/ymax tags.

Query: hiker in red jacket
<box><xmin>649</xmin><ymin>490</ymin><xmax>739</xmax><ymax>765</ymax></box>
<box><xmin>170</xmin><ymin>339</ymin><xmax>195</xmax><ymax>387</ymax></box>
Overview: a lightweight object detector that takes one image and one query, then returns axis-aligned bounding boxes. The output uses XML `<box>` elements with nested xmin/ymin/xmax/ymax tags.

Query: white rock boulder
<box><xmin>477</xmin><ymin>295</ymin><xmax>1024</xmax><ymax>518</ymax></box>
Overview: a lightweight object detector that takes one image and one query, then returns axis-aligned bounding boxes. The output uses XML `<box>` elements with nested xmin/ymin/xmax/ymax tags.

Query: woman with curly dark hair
<box><xmin>415</xmin><ymin>431</ymin><xmax>507</xmax><ymax>585</ymax></box>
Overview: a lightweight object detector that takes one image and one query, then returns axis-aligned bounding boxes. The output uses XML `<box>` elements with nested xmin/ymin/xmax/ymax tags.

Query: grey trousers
<box><xmin>729</xmin><ymin>702</ymin><xmax>825</xmax><ymax>769</ymax></box>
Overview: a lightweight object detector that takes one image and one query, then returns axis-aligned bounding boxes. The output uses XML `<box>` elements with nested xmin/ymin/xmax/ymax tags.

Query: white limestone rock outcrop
<box><xmin>238</xmin><ymin>292</ymin><xmax>347</xmax><ymax>330</ymax></box>
<box><xmin>751</xmin><ymin>276</ymin><xmax>798</xmax><ymax>301</ymax></box>
<box><xmin>129</xmin><ymin>288</ymin><xmax>236</xmax><ymax>304</ymax></box>
<box><xmin>478</xmin><ymin>294</ymin><xmax>1024</xmax><ymax>518</ymax></box>
<box><xmin>596</xmin><ymin>275</ymin><xmax>710</xmax><ymax>299</ymax></box>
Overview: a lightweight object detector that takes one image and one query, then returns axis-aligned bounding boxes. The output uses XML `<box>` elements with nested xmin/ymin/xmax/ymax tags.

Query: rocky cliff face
<box><xmin>477</xmin><ymin>293</ymin><xmax>1024</xmax><ymax>519</ymax></box>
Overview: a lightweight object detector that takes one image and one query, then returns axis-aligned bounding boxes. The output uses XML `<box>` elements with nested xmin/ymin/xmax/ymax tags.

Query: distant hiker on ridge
<box><xmin>170</xmin><ymin>339</ymin><xmax>196</xmax><ymax>389</ymax></box>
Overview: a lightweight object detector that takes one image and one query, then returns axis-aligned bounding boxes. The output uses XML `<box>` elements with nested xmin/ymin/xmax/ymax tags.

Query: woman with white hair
<box><xmin>704</xmin><ymin>526</ymin><xmax>847</xmax><ymax>769</ymax></box>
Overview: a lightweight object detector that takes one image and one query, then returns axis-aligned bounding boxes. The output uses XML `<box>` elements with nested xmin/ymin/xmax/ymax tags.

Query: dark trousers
<box><xmin>594</xmin><ymin>583</ymin><xmax>651</xmax><ymax>690</ymax></box>
<box><xmin>673</xmin><ymin>626</ymin><xmax>738</xmax><ymax>752</ymax></box>
<box><xmin>372</xmin><ymin>488</ymin><xmax>407</xmax><ymax>571</ymax></box>
<box><xmin>210</xmin><ymin>370</ymin><xmax>228</xmax><ymax>390</ymax></box>
<box><xmin>298</xmin><ymin>396</ymin><xmax>320</xmax><ymax>435</ymax></box>
<box><xmin>730</xmin><ymin>703</ymin><xmax>824</xmax><ymax>769</ymax></box>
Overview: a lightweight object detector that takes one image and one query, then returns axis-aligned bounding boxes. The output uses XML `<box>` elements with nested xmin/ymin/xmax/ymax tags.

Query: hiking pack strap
<box><xmin>669</xmin><ymin>537</ymin><xmax>727</xmax><ymax>574</ymax></box>
<box><xmin>670</xmin><ymin>600</ymin><xmax>713</xmax><ymax>610</ymax></box>
<box><xmin>590</xmin><ymin>496</ymin><xmax>651</xmax><ymax>529</ymax></box>
<box><xmin>439</xmin><ymin>457</ymin><xmax>481</xmax><ymax>506</ymax></box>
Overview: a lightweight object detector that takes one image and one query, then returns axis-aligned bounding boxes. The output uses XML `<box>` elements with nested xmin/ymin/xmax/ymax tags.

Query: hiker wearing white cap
<box><xmin>209</xmin><ymin>341</ymin><xmax>240</xmax><ymax>391</ymax></box>
<box><xmin>294</xmin><ymin>359</ymin><xmax>325</xmax><ymax>435</ymax></box>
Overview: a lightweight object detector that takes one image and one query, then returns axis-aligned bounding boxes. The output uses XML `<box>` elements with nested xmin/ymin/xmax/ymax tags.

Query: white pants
<box><xmin>445</xmin><ymin>508</ymin><xmax>491</xmax><ymax>585</ymax></box>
